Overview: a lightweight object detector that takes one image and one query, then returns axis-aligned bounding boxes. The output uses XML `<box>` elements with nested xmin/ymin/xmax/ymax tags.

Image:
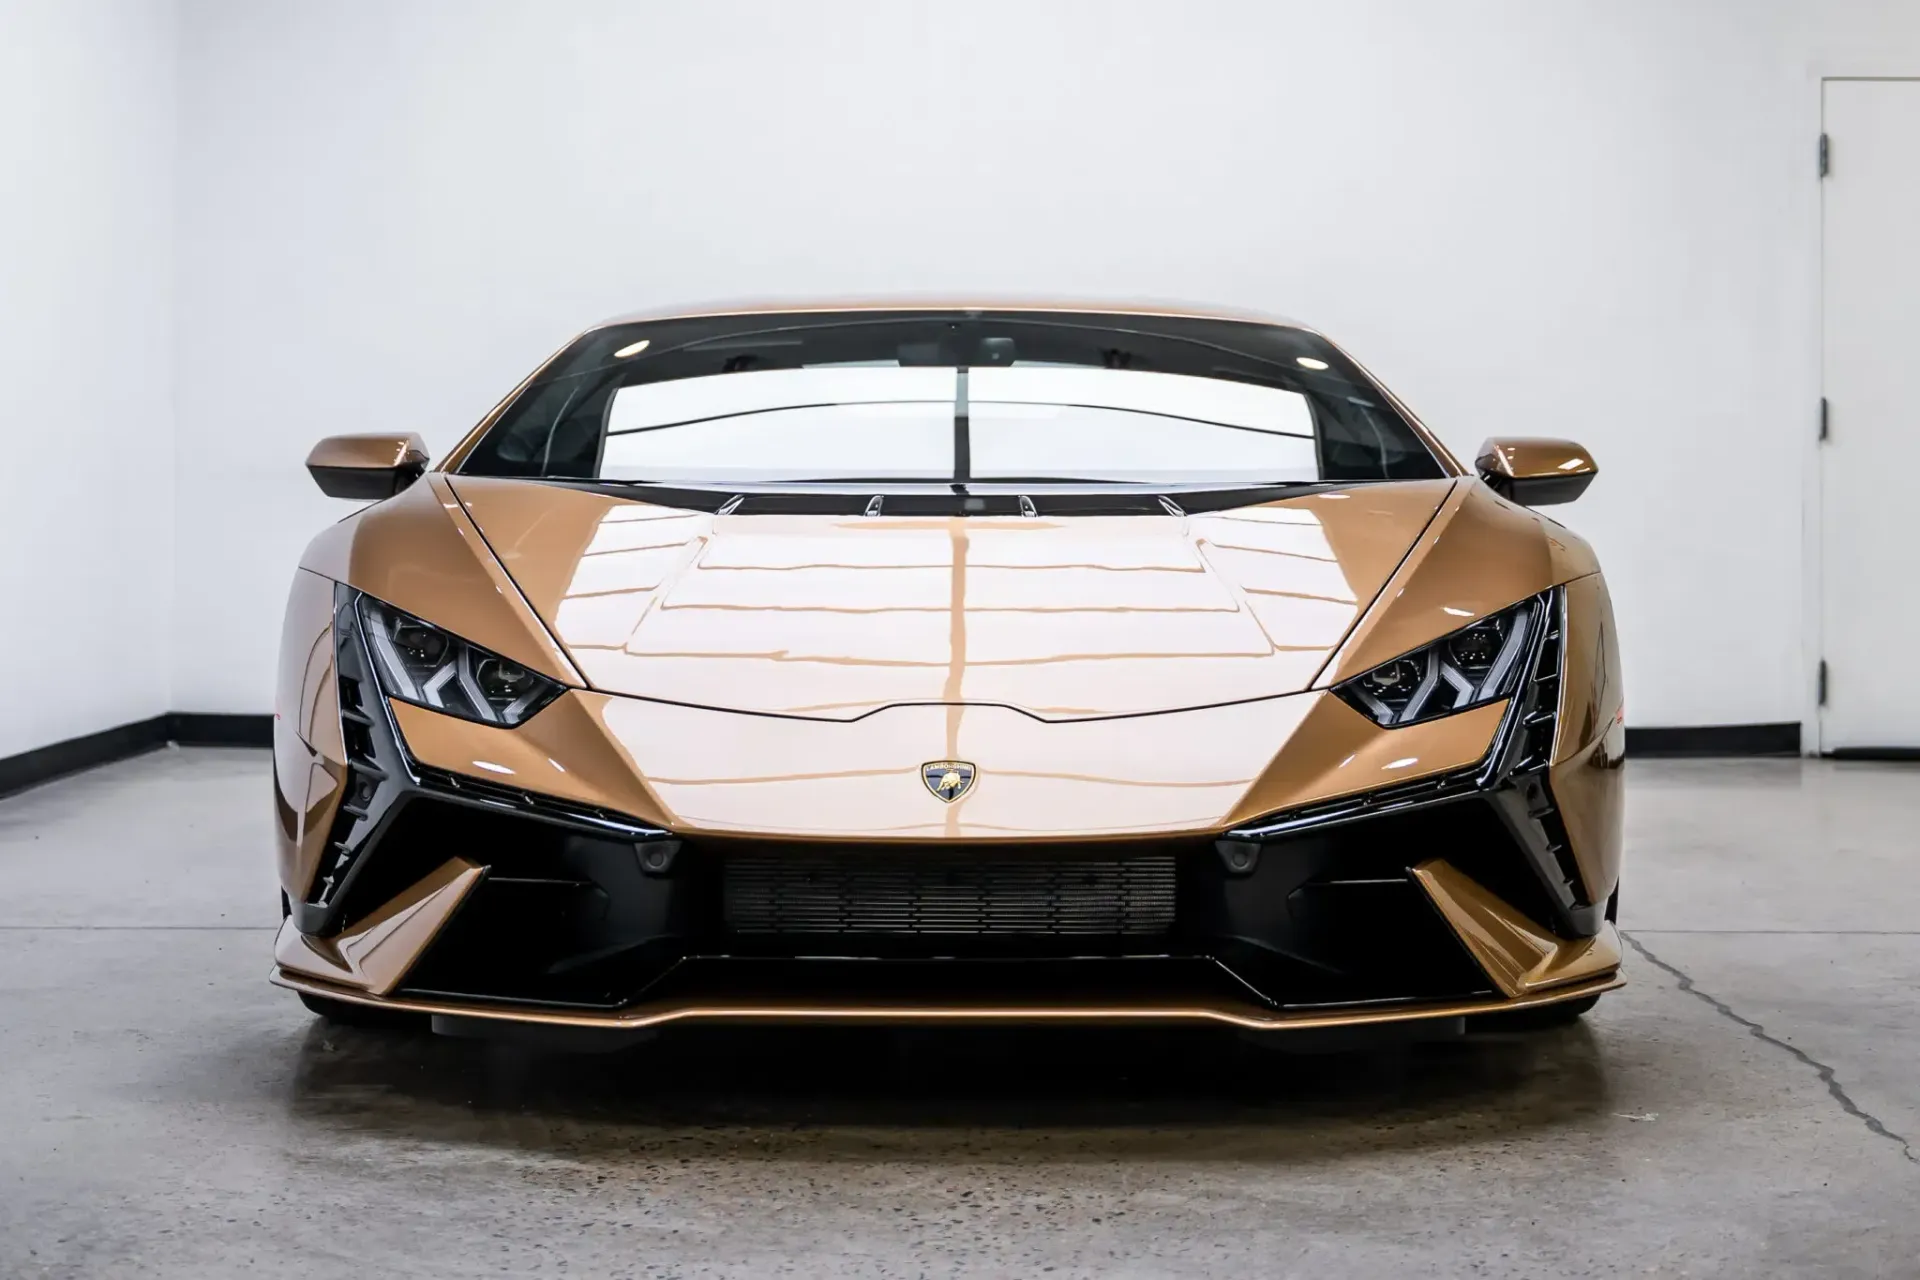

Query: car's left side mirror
<box><xmin>305</xmin><ymin>433</ymin><xmax>430</xmax><ymax>500</ymax></box>
<box><xmin>1475</xmin><ymin>437</ymin><xmax>1597</xmax><ymax>506</ymax></box>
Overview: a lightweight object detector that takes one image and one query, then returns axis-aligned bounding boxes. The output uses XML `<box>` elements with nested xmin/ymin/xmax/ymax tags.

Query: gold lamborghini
<box><xmin>270</xmin><ymin>302</ymin><xmax>1623</xmax><ymax>1045</ymax></box>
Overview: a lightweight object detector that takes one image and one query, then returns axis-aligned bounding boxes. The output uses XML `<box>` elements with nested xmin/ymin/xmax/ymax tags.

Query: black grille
<box><xmin>1506</xmin><ymin>592</ymin><xmax>1592</xmax><ymax>909</ymax></box>
<box><xmin>723</xmin><ymin>853</ymin><xmax>1178</xmax><ymax>936</ymax></box>
<box><xmin>1508</xmin><ymin>592</ymin><xmax>1565</xmax><ymax>777</ymax></box>
<box><xmin>307</xmin><ymin>666</ymin><xmax>383</xmax><ymax>910</ymax></box>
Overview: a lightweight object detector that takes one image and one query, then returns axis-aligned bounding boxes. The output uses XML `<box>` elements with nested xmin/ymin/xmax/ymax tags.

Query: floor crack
<box><xmin>1621</xmin><ymin>930</ymin><xmax>1918</xmax><ymax>1166</ymax></box>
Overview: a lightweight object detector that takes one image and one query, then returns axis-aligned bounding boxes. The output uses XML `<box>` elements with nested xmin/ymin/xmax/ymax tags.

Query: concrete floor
<box><xmin>2</xmin><ymin>750</ymin><xmax>1917</xmax><ymax>1278</ymax></box>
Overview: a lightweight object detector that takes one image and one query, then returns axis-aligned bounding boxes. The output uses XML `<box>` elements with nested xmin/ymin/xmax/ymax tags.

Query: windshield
<box><xmin>459</xmin><ymin>311</ymin><xmax>1446</xmax><ymax>489</ymax></box>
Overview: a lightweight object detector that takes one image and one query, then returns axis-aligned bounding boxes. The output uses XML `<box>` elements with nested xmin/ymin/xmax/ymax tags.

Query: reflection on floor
<box><xmin>1</xmin><ymin>749</ymin><xmax>1916</xmax><ymax>1277</ymax></box>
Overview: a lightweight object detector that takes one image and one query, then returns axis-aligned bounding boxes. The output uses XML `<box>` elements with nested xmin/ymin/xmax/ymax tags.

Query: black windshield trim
<box><xmin>531</xmin><ymin>313</ymin><xmax>1323</xmax><ymax>397</ymax></box>
<box><xmin>526</xmin><ymin>477</ymin><xmax>1383</xmax><ymax>518</ymax></box>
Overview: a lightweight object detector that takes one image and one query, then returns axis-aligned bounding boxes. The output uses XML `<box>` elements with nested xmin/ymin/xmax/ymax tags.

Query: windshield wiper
<box><xmin>769</xmin><ymin>475</ymin><xmax>1144</xmax><ymax>486</ymax></box>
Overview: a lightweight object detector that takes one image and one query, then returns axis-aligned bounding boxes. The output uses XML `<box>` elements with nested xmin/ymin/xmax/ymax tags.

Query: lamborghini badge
<box><xmin>921</xmin><ymin>761</ymin><xmax>976</xmax><ymax>803</ymax></box>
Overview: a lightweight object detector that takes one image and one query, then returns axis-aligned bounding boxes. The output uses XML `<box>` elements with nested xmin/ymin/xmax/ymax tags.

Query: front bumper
<box><xmin>272</xmin><ymin>583</ymin><xmax>1621</xmax><ymax>1039</ymax></box>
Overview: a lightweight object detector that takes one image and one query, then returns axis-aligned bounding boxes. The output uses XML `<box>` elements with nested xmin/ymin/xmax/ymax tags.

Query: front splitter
<box><xmin>272</xmin><ymin>966</ymin><xmax>1622</xmax><ymax>1034</ymax></box>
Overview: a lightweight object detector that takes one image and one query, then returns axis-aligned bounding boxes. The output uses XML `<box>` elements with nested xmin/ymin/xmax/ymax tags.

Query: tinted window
<box><xmin>460</xmin><ymin>311</ymin><xmax>1446</xmax><ymax>487</ymax></box>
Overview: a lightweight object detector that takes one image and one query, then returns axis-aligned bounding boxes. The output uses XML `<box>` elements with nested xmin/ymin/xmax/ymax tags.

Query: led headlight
<box><xmin>1335</xmin><ymin>597</ymin><xmax>1541</xmax><ymax>728</ymax></box>
<box><xmin>356</xmin><ymin>595</ymin><xmax>562</xmax><ymax>726</ymax></box>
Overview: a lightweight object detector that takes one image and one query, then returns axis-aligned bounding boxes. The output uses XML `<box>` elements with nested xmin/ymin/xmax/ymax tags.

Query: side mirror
<box><xmin>1475</xmin><ymin>437</ymin><xmax>1597</xmax><ymax>506</ymax></box>
<box><xmin>306</xmin><ymin>434</ymin><xmax>430</xmax><ymax>500</ymax></box>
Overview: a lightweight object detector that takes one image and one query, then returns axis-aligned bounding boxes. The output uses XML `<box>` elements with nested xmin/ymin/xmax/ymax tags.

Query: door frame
<box><xmin>1806</xmin><ymin>71</ymin><xmax>1920</xmax><ymax>755</ymax></box>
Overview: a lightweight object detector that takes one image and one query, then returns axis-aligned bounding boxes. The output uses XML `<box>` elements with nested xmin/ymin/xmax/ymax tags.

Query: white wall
<box><xmin>0</xmin><ymin>0</ymin><xmax>176</xmax><ymax>758</ymax></box>
<box><xmin>170</xmin><ymin>0</ymin><xmax>1920</xmax><ymax>727</ymax></box>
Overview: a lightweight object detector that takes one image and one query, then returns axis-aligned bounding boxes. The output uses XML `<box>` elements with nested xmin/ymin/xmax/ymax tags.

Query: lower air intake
<box><xmin>723</xmin><ymin>853</ymin><xmax>1177</xmax><ymax>936</ymax></box>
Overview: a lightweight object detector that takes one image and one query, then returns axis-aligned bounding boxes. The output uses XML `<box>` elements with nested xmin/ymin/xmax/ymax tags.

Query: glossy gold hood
<box><xmin>446</xmin><ymin>476</ymin><xmax>1458</xmax><ymax>720</ymax></box>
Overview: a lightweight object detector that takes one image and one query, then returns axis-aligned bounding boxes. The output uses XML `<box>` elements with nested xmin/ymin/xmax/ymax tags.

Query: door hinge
<box><xmin>1819</xmin><ymin>397</ymin><xmax>1829</xmax><ymax>441</ymax></box>
<box><xmin>1818</xmin><ymin>659</ymin><xmax>1829</xmax><ymax>707</ymax></box>
<box><xmin>1819</xmin><ymin>132</ymin><xmax>1830</xmax><ymax>178</ymax></box>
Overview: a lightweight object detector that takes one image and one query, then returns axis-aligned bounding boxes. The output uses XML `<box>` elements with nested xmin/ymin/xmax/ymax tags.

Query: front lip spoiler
<box><xmin>271</xmin><ymin>967</ymin><xmax>1621</xmax><ymax>1034</ymax></box>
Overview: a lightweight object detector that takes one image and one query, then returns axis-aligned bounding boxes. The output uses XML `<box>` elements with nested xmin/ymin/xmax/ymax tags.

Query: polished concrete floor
<box><xmin>2</xmin><ymin>748</ymin><xmax>1917</xmax><ymax>1278</ymax></box>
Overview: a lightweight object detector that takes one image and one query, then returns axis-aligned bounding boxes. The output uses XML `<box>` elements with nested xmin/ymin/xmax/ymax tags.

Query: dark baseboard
<box><xmin>1826</xmin><ymin>746</ymin><xmax>1920</xmax><ymax>762</ymax></box>
<box><xmin>0</xmin><ymin>712</ymin><xmax>275</xmax><ymax>800</ymax></box>
<box><xmin>167</xmin><ymin>712</ymin><xmax>273</xmax><ymax>748</ymax></box>
<box><xmin>0</xmin><ymin>718</ymin><xmax>171</xmax><ymax>800</ymax></box>
<box><xmin>1625</xmin><ymin>722</ymin><xmax>1801</xmax><ymax>757</ymax></box>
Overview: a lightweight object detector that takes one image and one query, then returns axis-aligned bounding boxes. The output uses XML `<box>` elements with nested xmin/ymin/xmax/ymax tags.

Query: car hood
<box><xmin>446</xmin><ymin>476</ymin><xmax>1458</xmax><ymax>720</ymax></box>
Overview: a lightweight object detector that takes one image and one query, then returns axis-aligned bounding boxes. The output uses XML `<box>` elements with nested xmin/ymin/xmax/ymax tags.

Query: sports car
<box><xmin>270</xmin><ymin>301</ymin><xmax>1623</xmax><ymax>1045</ymax></box>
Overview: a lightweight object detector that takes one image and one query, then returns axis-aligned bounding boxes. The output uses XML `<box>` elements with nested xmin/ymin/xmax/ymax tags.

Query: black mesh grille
<box><xmin>723</xmin><ymin>853</ymin><xmax>1177</xmax><ymax>936</ymax></box>
<box><xmin>1509</xmin><ymin>592</ymin><xmax>1565</xmax><ymax>776</ymax></box>
<box><xmin>1509</xmin><ymin>590</ymin><xmax>1590</xmax><ymax>909</ymax></box>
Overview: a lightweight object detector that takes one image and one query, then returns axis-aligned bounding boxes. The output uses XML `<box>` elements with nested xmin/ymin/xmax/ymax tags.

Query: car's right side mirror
<box><xmin>306</xmin><ymin>433</ymin><xmax>430</xmax><ymax>500</ymax></box>
<box><xmin>1475</xmin><ymin>437</ymin><xmax>1598</xmax><ymax>506</ymax></box>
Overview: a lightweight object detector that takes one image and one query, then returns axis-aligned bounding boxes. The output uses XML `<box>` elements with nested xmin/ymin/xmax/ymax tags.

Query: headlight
<box><xmin>356</xmin><ymin>595</ymin><xmax>562</xmax><ymax>726</ymax></box>
<box><xmin>1334</xmin><ymin>596</ymin><xmax>1541</xmax><ymax>727</ymax></box>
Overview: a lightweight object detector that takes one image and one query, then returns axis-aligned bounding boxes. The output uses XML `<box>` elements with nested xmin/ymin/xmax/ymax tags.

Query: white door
<box><xmin>1820</xmin><ymin>79</ymin><xmax>1920</xmax><ymax>754</ymax></box>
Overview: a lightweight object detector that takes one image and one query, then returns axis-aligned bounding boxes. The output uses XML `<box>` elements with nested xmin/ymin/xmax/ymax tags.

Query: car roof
<box><xmin>590</xmin><ymin>296</ymin><xmax>1313</xmax><ymax>332</ymax></box>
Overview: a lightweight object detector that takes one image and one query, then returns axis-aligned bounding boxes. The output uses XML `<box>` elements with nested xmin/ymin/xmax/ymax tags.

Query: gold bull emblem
<box><xmin>920</xmin><ymin>760</ymin><xmax>976</xmax><ymax>803</ymax></box>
